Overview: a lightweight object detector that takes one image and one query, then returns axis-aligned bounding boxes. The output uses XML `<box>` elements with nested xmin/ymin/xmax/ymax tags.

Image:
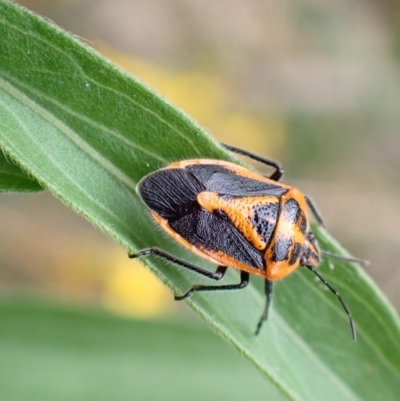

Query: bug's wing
<box><xmin>186</xmin><ymin>165</ymin><xmax>287</xmax><ymax>197</ymax></box>
<box><xmin>169</xmin><ymin>208</ymin><xmax>264</xmax><ymax>270</ymax></box>
<box><xmin>137</xmin><ymin>168</ymin><xmax>205</xmax><ymax>219</ymax></box>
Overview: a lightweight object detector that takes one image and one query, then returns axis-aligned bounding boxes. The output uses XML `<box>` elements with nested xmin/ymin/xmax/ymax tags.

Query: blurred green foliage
<box><xmin>0</xmin><ymin>296</ymin><xmax>283</xmax><ymax>401</ymax></box>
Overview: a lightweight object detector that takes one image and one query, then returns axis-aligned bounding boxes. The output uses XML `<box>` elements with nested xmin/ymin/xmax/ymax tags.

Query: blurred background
<box><xmin>1</xmin><ymin>0</ymin><xmax>400</xmax><ymax>399</ymax></box>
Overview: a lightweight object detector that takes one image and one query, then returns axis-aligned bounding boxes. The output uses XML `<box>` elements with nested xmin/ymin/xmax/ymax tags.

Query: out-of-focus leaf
<box><xmin>0</xmin><ymin>296</ymin><xmax>285</xmax><ymax>401</ymax></box>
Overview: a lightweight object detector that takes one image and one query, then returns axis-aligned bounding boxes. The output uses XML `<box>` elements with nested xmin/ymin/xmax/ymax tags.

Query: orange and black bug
<box><xmin>129</xmin><ymin>144</ymin><xmax>364</xmax><ymax>340</ymax></box>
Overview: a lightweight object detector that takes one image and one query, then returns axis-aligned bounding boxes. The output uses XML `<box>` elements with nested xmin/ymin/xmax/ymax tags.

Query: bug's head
<box><xmin>300</xmin><ymin>232</ymin><xmax>320</xmax><ymax>268</ymax></box>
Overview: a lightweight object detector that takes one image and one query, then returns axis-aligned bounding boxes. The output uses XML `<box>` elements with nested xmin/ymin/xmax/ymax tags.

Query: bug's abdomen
<box><xmin>265</xmin><ymin>189</ymin><xmax>309</xmax><ymax>280</ymax></box>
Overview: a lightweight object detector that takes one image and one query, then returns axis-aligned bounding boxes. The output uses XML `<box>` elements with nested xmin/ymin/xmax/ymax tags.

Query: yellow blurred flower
<box><xmin>103</xmin><ymin>250</ymin><xmax>173</xmax><ymax>318</ymax></box>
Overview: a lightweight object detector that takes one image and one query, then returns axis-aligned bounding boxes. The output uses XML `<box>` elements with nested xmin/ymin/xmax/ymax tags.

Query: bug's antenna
<box><xmin>306</xmin><ymin>266</ymin><xmax>356</xmax><ymax>341</ymax></box>
<box><xmin>320</xmin><ymin>250</ymin><xmax>369</xmax><ymax>267</ymax></box>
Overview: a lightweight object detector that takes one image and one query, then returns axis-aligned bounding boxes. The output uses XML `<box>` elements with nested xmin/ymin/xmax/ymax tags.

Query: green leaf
<box><xmin>0</xmin><ymin>150</ymin><xmax>42</xmax><ymax>192</ymax></box>
<box><xmin>0</xmin><ymin>1</ymin><xmax>399</xmax><ymax>400</ymax></box>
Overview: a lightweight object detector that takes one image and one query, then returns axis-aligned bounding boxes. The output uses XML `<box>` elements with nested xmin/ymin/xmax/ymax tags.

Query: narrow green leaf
<box><xmin>0</xmin><ymin>150</ymin><xmax>42</xmax><ymax>192</ymax></box>
<box><xmin>0</xmin><ymin>2</ymin><xmax>399</xmax><ymax>400</ymax></box>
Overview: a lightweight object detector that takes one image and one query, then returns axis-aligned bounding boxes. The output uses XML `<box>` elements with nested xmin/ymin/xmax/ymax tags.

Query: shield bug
<box><xmin>129</xmin><ymin>143</ymin><xmax>364</xmax><ymax>340</ymax></box>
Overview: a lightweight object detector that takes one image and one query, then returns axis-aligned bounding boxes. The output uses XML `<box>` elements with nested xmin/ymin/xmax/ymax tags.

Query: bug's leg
<box><xmin>306</xmin><ymin>266</ymin><xmax>356</xmax><ymax>341</ymax></box>
<box><xmin>129</xmin><ymin>247</ymin><xmax>228</xmax><ymax>281</ymax></box>
<box><xmin>221</xmin><ymin>143</ymin><xmax>283</xmax><ymax>181</ymax></box>
<box><xmin>175</xmin><ymin>271</ymin><xmax>249</xmax><ymax>300</ymax></box>
<box><xmin>305</xmin><ymin>196</ymin><xmax>325</xmax><ymax>227</ymax></box>
<box><xmin>254</xmin><ymin>279</ymin><xmax>273</xmax><ymax>335</ymax></box>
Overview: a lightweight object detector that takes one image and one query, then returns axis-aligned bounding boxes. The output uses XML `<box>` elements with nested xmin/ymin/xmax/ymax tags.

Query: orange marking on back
<box><xmin>197</xmin><ymin>191</ymin><xmax>278</xmax><ymax>251</ymax></box>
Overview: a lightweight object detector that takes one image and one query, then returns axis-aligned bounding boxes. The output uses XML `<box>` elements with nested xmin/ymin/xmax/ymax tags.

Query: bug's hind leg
<box><xmin>255</xmin><ymin>279</ymin><xmax>273</xmax><ymax>335</ymax></box>
<box><xmin>221</xmin><ymin>143</ymin><xmax>283</xmax><ymax>181</ymax></box>
<box><xmin>175</xmin><ymin>271</ymin><xmax>249</xmax><ymax>300</ymax></box>
<box><xmin>129</xmin><ymin>247</ymin><xmax>228</xmax><ymax>281</ymax></box>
